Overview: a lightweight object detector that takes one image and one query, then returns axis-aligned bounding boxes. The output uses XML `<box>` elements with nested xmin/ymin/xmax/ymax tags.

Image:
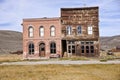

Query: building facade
<box><xmin>22</xmin><ymin>6</ymin><xmax>99</xmax><ymax>59</ymax></box>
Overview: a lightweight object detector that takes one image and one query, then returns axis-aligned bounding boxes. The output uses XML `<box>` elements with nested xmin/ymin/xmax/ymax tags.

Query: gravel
<box><xmin>0</xmin><ymin>60</ymin><xmax>120</xmax><ymax>65</ymax></box>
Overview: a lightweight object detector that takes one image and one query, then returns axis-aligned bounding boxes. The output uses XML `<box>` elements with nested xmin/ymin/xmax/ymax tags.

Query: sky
<box><xmin>0</xmin><ymin>0</ymin><xmax>120</xmax><ymax>36</ymax></box>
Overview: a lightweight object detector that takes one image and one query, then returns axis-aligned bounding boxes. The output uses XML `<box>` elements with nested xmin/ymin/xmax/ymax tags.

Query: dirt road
<box><xmin>0</xmin><ymin>60</ymin><xmax>120</xmax><ymax>65</ymax></box>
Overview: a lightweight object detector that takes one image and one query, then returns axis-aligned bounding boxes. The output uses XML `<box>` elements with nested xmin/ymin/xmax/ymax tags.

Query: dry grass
<box><xmin>60</xmin><ymin>56</ymin><xmax>89</xmax><ymax>61</ymax></box>
<box><xmin>0</xmin><ymin>64</ymin><xmax>120</xmax><ymax>80</ymax></box>
<box><xmin>0</xmin><ymin>52</ymin><xmax>120</xmax><ymax>63</ymax></box>
<box><xmin>100</xmin><ymin>51</ymin><xmax>120</xmax><ymax>61</ymax></box>
<box><xmin>114</xmin><ymin>52</ymin><xmax>120</xmax><ymax>57</ymax></box>
<box><xmin>0</xmin><ymin>54</ymin><xmax>22</xmax><ymax>63</ymax></box>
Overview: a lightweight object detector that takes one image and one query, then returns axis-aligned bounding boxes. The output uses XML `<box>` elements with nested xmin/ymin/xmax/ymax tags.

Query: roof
<box><xmin>23</xmin><ymin>17</ymin><xmax>60</xmax><ymax>22</ymax></box>
<box><xmin>61</xmin><ymin>6</ymin><xmax>99</xmax><ymax>10</ymax></box>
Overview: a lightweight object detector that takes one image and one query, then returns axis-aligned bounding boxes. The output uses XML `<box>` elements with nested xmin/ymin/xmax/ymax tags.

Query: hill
<box><xmin>0</xmin><ymin>30</ymin><xmax>120</xmax><ymax>54</ymax></box>
<box><xmin>0</xmin><ymin>30</ymin><xmax>22</xmax><ymax>54</ymax></box>
<box><xmin>100</xmin><ymin>35</ymin><xmax>120</xmax><ymax>50</ymax></box>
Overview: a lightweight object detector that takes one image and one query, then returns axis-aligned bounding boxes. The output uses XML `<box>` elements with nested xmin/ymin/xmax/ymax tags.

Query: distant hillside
<box><xmin>0</xmin><ymin>30</ymin><xmax>119</xmax><ymax>54</ymax></box>
<box><xmin>100</xmin><ymin>35</ymin><xmax>120</xmax><ymax>50</ymax></box>
<box><xmin>0</xmin><ymin>30</ymin><xmax>22</xmax><ymax>54</ymax></box>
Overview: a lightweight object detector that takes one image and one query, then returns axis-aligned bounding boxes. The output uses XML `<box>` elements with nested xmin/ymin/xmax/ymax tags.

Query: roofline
<box><xmin>61</xmin><ymin>6</ymin><xmax>99</xmax><ymax>10</ymax></box>
<box><xmin>23</xmin><ymin>17</ymin><xmax>60</xmax><ymax>22</ymax></box>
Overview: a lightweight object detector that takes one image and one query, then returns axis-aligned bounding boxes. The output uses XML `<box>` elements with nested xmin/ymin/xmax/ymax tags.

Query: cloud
<box><xmin>0</xmin><ymin>0</ymin><xmax>119</xmax><ymax>36</ymax></box>
<box><xmin>0</xmin><ymin>23</ymin><xmax>12</xmax><ymax>26</ymax></box>
<box><xmin>100</xmin><ymin>26</ymin><xmax>120</xmax><ymax>36</ymax></box>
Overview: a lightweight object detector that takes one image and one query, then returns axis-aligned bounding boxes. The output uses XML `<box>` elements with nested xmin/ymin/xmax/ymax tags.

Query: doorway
<box><xmin>76</xmin><ymin>45</ymin><xmax>81</xmax><ymax>56</ymax></box>
<box><xmin>67</xmin><ymin>41</ymin><xmax>75</xmax><ymax>55</ymax></box>
<box><xmin>39</xmin><ymin>43</ymin><xmax>45</xmax><ymax>57</ymax></box>
<box><xmin>62</xmin><ymin>40</ymin><xmax>67</xmax><ymax>57</ymax></box>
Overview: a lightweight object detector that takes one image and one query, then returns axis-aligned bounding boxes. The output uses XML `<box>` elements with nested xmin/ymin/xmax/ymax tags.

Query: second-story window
<box><xmin>66</xmin><ymin>26</ymin><xmax>72</xmax><ymax>35</ymax></box>
<box><xmin>28</xmin><ymin>26</ymin><xmax>33</xmax><ymax>37</ymax></box>
<box><xmin>88</xmin><ymin>26</ymin><xmax>93</xmax><ymax>34</ymax></box>
<box><xmin>77</xmin><ymin>26</ymin><xmax>82</xmax><ymax>35</ymax></box>
<box><xmin>50</xmin><ymin>26</ymin><xmax>55</xmax><ymax>36</ymax></box>
<box><xmin>40</xmin><ymin>26</ymin><xmax>44</xmax><ymax>37</ymax></box>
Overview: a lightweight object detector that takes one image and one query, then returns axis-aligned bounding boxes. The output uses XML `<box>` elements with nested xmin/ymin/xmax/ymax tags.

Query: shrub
<box><xmin>100</xmin><ymin>58</ymin><xmax>107</xmax><ymax>62</ymax></box>
<box><xmin>10</xmin><ymin>50</ymin><xmax>23</xmax><ymax>55</ymax></box>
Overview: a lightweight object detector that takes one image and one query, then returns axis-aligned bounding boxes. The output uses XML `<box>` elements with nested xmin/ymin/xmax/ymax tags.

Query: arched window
<box><xmin>50</xmin><ymin>26</ymin><xmax>55</xmax><ymax>36</ymax></box>
<box><xmin>28</xmin><ymin>26</ymin><xmax>33</xmax><ymax>37</ymax></box>
<box><xmin>66</xmin><ymin>26</ymin><xmax>72</xmax><ymax>35</ymax></box>
<box><xmin>88</xmin><ymin>26</ymin><xmax>93</xmax><ymax>34</ymax></box>
<box><xmin>77</xmin><ymin>26</ymin><xmax>82</xmax><ymax>35</ymax></box>
<box><xmin>40</xmin><ymin>26</ymin><xmax>44</xmax><ymax>37</ymax></box>
<box><xmin>28</xmin><ymin>43</ymin><xmax>34</xmax><ymax>54</ymax></box>
<box><xmin>50</xmin><ymin>42</ymin><xmax>56</xmax><ymax>54</ymax></box>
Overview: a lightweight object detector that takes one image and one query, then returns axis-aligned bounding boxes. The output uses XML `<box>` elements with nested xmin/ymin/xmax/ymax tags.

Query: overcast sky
<box><xmin>0</xmin><ymin>0</ymin><xmax>120</xmax><ymax>36</ymax></box>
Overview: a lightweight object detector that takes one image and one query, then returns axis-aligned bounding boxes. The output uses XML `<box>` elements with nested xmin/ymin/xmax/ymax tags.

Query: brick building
<box><xmin>22</xmin><ymin>6</ymin><xmax>99</xmax><ymax>59</ymax></box>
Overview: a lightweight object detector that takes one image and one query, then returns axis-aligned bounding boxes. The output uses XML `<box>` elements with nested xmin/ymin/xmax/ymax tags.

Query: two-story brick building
<box><xmin>22</xmin><ymin>6</ymin><xmax>99</xmax><ymax>59</ymax></box>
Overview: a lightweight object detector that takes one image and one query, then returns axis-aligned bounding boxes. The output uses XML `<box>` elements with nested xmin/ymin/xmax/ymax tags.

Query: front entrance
<box><xmin>62</xmin><ymin>40</ymin><xmax>67</xmax><ymax>57</ymax></box>
<box><xmin>39</xmin><ymin>43</ymin><xmax>45</xmax><ymax>57</ymax></box>
<box><xmin>67</xmin><ymin>41</ymin><xmax>75</xmax><ymax>56</ymax></box>
<box><xmin>76</xmin><ymin>45</ymin><xmax>81</xmax><ymax>56</ymax></box>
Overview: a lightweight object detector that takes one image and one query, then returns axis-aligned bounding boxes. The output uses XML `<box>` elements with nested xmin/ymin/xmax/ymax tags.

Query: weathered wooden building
<box><xmin>61</xmin><ymin>7</ymin><xmax>99</xmax><ymax>57</ymax></box>
<box><xmin>22</xmin><ymin>6</ymin><xmax>99</xmax><ymax>59</ymax></box>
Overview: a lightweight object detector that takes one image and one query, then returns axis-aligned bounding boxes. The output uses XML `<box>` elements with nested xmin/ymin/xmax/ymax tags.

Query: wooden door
<box><xmin>39</xmin><ymin>43</ymin><xmax>45</xmax><ymax>57</ymax></box>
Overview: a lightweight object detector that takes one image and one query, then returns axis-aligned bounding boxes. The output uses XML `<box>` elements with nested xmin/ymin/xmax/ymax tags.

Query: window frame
<box><xmin>88</xmin><ymin>26</ymin><xmax>93</xmax><ymax>35</ymax></box>
<box><xmin>50</xmin><ymin>26</ymin><xmax>55</xmax><ymax>37</ymax></box>
<box><xmin>86</xmin><ymin>46</ymin><xmax>89</xmax><ymax>53</ymax></box>
<box><xmin>81</xmin><ymin>46</ymin><xmax>84</xmax><ymax>53</ymax></box>
<box><xmin>28</xmin><ymin>26</ymin><xmax>34</xmax><ymax>38</ymax></box>
<box><xmin>66</xmin><ymin>26</ymin><xmax>72</xmax><ymax>35</ymax></box>
<box><xmin>77</xmin><ymin>25</ymin><xmax>82</xmax><ymax>35</ymax></box>
<box><xmin>39</xmin><ymin>26</ymin><xmax>44</xmax><ymax>37</ymax></box>
<box><xmin>90</xmin><ymin>46</ymin><xmax>94</xmax><ymax>53</ymax></box>
<box><xmin>28</xmin><ymin>43</ymin><xmax>34</xmax><ymax>55</ymax></box>
<box><xmin>50</xmin><ymin>42</ymin><xmax>56</xmax><ymax>54</ymax></box>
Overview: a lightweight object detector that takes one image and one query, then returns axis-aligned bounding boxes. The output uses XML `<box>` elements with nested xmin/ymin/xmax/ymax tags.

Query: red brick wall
<box><xmin>22</xmin><ymin>18</ymin><xmax>61</xmax><ymax>58</ymax></box>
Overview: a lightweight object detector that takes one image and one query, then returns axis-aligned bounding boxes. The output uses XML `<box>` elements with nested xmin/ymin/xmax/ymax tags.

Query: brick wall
<box><xmin>22</xmin><ymin>18</ymin><xmax>62</xmax><ymax>58</ymax></box>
